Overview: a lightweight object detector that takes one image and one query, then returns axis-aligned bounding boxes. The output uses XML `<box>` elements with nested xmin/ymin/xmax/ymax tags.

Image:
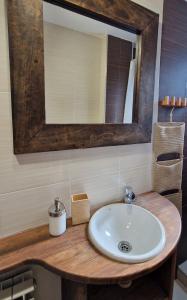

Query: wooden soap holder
<box><xmin>160</xmin><ymin>96</ymin><xmax>187</xmax><ymax>122</ymax></box>
<box><xmin>159</xmin><ymin>96</ymin><xmax>187</xmax><ymax>108</ymax></box>
<box><xmin>71</xmin><ymin>193</ymin><xmax>90</xmax><ymax>225</ymax></box>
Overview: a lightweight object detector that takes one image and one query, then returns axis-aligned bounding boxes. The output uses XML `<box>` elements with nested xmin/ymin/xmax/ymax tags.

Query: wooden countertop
<box><xmin>0</xmin><ymin>192</ymin><xmax>181</xmax><ymax>284</ymax></box>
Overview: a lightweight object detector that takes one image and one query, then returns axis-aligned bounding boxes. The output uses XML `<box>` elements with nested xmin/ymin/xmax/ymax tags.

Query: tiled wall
<box><xmin>0</xmin><ymin>0</ymin><xmax>163</xmax><ymax>238</ymax></box>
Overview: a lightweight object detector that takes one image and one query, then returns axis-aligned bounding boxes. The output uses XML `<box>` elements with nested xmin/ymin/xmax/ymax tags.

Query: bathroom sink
<box><xmin>88</xmin><ymin>203</ymin><xmax>166</xmax><ymax>263</ymax></box>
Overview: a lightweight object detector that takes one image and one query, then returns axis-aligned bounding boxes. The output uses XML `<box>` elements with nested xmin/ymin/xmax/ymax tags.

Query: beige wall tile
<box><xmin>120</xmin><ymin>164</ymin><xmax>152</xmax><ymax>195</ymax></box>
<box><xmin>119</xmin><ymin>144</ymin><xmax>152</xmax><ymax>173</ymax></box>
<box><xmin>0</xmin><ymin>181</ymin><xmax>71</xmax><ymax>237</ymax></box>
<box><xmin>0</xmin><ymin>157</ymin><xmax>69</xmax><ymax>194</ymax></box>
<box><xmin>70</xmin><ymin>173</ymin><xmax>120</xmax><ymax>210</ymax></box>
<box><xmin>69</xmin><ymin>151</ymin><xmax>119</xmax><ymax>180</ymax></box>
<box><xmin>0</xmin><ymin>0</ymin><xmax>10</xmax><ymax>93</ymax></box>
<box><xmin>0</xmin><ymin>92</ymin><xmax>13</xmax><ymax>159</ymax></box>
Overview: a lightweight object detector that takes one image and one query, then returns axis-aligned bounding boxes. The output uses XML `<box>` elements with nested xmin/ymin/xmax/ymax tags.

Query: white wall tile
<box><xmin>119</xmin><ymin>144</ymin><xmax>152</xmax><ymax>170</ymax></box>
<box><xmin>0</xmin><ymin>92</ymin><xmax>13</xmax><ymax>160</ymax></box>
<box><xmin>0</xmin><ymin>181</ymin><xmax>71</xmax><ymax>237</ymax></box>
<box><xmin>71</xmin><ymin>172</ymin><xmax>120</xmax><ymax>210</ymax></box>
<box><xmin>69</xmin><ymin>149</ymin><xmax>119</xmax><ymax>180</ymax></box>
<box><xmin>0</xmin><ymin>157</ymin><xmax>69</xmax><ymax>194</ymax></box>
<box><xmin>120</xmin><ymin>164</ymin><xmax>152</xmax><ymax>195</ymax></box>
<box><xmin>0</xmin><ymin>0</ymin><xmax>10</xmax><ymax>92</ymax></box>
<box><xmin>119</xmin><ymin>144</ymin><xmax>153</xmax><ymax>193</ymax></box>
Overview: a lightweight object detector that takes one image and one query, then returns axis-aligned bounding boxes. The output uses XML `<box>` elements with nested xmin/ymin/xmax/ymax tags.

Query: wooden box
<box><xmin>71</xmin><ymin>193</ymin><xmax>90</xmax><ymax>225</ymax></box>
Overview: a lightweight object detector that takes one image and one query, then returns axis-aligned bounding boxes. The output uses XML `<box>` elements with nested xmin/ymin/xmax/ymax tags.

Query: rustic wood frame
<box><xmin>7</xmin><ymin>0</ymin><xmax>159</xmax><ymax>154</ymax></box>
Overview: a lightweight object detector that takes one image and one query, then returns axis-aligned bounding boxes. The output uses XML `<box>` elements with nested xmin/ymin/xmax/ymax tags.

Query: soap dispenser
<box><xmin>48</xmin><ymin>198</ymin><xmax>66</xmax><ymax>236</ymax></box>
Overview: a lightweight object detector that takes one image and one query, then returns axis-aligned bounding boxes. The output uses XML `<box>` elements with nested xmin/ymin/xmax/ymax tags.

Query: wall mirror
<box><xmin>7</xmin><ymin>0</ymin><xmax>159</xmax><ymax>154</ymax></box>
<box><xmin>43</xmin><ymin>2</ymin><xmax>138</xmax><ymax>124</ymax></box>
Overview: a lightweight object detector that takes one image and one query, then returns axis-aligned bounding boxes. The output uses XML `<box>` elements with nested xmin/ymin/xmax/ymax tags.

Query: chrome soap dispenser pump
<box><xmin>48</xmin><ymin>197</ymin><xmax>66</xmax><ymax>236</ymax></box>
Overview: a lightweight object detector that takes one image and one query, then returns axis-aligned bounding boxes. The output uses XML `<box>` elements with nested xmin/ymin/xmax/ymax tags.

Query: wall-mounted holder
<box><xmin>71</xmin><ymin>193</ymin><xmax>90</xmax><ymax>225</ymax></box>
<box><xmin>159</xmin><ymin>96</ymin><xmax>187</xmax><ymax>122</ymax></box>
<box><xmin>153</xmin><ymin>122</ymin><xmax>185</xmax><ymax>215</ymax></box>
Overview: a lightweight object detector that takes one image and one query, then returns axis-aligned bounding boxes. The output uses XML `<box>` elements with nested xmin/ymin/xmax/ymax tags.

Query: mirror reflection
<box><xmin>43</xmin><ymin>2</ymin><xmax>138</xmax><ymax>124</ymax></box>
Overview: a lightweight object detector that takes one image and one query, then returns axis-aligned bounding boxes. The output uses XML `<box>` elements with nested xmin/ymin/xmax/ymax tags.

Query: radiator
<box><xmin>0</xmin><ymin>270</ymin><xmax>36</xmax><ymax>300</ymax></box>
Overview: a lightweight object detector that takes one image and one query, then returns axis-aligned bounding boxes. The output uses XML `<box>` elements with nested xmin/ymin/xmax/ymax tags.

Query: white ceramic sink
<box><xmin>88</xmin><ymin>203</ymin><xmax>166</xmax><ymax>263</ymax></box>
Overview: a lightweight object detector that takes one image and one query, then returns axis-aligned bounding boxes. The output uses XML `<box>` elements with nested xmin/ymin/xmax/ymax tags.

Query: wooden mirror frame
<box><xmin>7</xmin><ymin>0</ymin><xmax>159</xmax><ymax>154</ymax></box>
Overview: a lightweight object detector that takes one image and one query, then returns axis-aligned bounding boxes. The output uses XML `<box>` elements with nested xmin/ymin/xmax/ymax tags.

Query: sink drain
<box><xmin>118</xmin><ymin>241</ymin><xmax>132</xmax><ymax>253</ymax></box>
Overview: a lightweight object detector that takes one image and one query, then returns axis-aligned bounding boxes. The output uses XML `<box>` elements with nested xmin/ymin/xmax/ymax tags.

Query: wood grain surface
<box><xmin>0</xmin><ymin>193</ymin><xmax>181</xmax><ymax>284</ymax></box>
<box><xmin>47</xmin><ymin>0</ymin><xmax>155</xmax><ymax>33</ymax></box>
<box><xmin>7</xmin><ymin>0</ymin><xmax>158</xmax><ymax>153</ymax></box>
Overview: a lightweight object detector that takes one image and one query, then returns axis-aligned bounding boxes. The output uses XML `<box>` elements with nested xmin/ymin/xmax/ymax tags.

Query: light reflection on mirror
<box><xmin>43</xmin><ymin>2</ymin><xmax>138</xmax><ymax>124</ymax></box>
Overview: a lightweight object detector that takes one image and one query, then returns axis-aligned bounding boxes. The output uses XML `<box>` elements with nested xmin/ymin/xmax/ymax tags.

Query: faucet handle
<box><xmin>124</xmin><ymin>186</ymin><xmax>136</xmax><ymax>203</ymax></box>
<box><xmin>125</xmin><ymin>185</ymin><xmax>133</xmax><ymax>194</ymax></box>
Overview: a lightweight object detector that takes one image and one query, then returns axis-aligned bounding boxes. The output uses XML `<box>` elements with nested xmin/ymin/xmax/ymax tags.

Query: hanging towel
<box><xmin>123</xmin><ymin>59</ymin><xmax>136</xmax><ymax>124</ymax></box>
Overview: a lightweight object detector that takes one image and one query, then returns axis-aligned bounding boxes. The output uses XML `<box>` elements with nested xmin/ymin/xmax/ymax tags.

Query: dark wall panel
<box><xmin>159</xmin><ymin>0</ymin><xmax>187</xmax><ymax>264</ymax></box>
<box><xmin>105</xmin><ymin>36</ymin><xmax>132</xmax><ymax>123</ymax></box>
<box><xmin>159</xmin><ymin>0</ymin><xmax>187</xmax><ymax>101</ymax></box>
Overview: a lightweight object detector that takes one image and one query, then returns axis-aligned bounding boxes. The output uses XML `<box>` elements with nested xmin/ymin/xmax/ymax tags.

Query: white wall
<box><xmin>44</xmin><ymin>22</ymin><xmax>107</xmax><ymax>124</ymax></box>
<box><xmin>0</xmin><ymin>0</ymin><xmax>163</xmax><ymax>238</ymax></box>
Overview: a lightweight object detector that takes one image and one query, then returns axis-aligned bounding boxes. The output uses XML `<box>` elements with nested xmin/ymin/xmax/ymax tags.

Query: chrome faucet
<box><xmin>123</xmin><ymin>186</ymin><xmax>136</xmax><ymax>204</ymax></box>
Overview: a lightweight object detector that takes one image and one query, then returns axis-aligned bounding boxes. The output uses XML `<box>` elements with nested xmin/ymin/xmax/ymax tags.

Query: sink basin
<box><xmin>88</xmin><ymin>203</ymin><xmax>166</xmax><ymax>263</ymax></box>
